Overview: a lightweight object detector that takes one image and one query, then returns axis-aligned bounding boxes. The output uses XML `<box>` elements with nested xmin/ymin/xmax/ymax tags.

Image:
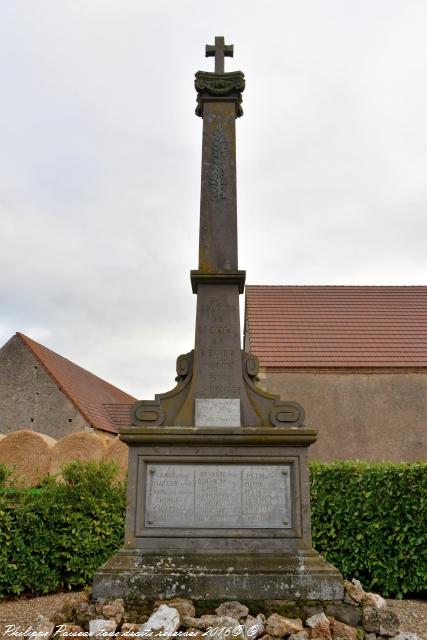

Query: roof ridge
<box><xmin>245</xmin><ymin>285</ymin><xmax>427</xmax><ymax>289</ymax></box>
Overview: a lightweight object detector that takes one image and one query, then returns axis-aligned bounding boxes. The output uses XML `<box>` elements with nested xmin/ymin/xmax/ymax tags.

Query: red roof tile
<box><xmin>17</xmin><ymin>333</ymin><xmax>136</xmax><ymax>433</ymax></box>
<box><xmin>245</xmin><ymin>286</ymin><xmax>427</xmax><ymax>368</ymax></box>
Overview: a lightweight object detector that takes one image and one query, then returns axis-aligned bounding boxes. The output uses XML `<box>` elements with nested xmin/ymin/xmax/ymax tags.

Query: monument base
<box><xmin>92</xmin><ymin>549</ymin><xmax>343</xmax><ymax>602</ymax></box>
<box><xmin>93</xmin><ymin>426</ymin><xmax>344</xmax><ymax>604</ymax></box>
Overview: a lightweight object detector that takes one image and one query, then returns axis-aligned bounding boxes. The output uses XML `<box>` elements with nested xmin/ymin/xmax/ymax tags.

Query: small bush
<box><xmin>310</xmin><ymin>461</ymin><xmax>427</xmax><ymax>597</ymax></box>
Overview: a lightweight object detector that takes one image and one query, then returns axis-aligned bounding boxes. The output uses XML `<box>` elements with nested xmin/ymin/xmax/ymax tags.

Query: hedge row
<box><xmin>0</xmin><ymin>462</ymin><xmax>126</xmax><ymax>598</ymax></box>
<box><xmin>310</xmin><ymin>461</ymin><xmax>426</xmax><ymax>598</ymax></box>
<box><xmin>0</xmin><ymin>460</ymin><xmax>426</xmax><ymax>599</ymax></box>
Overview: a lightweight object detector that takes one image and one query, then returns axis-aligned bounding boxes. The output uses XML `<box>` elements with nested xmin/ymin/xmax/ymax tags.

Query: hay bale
<box><xmin>0</xmin><ymin>430</ymin><xmax>56</xmax><ymax>486</ymax></box>
<box><xmin>95</xmin><ymin>431</ymin><xmax>116</xmax><ymax>446</ymax></box>
<box><xmin>103</xmin><ymin>436</ymin><xmax>128</xmax><ymax>480</ymax></box>
<box><xmin>50</xmin><ymin>432</ymin><xmax>107</xmax><ymax>476</ymax></box>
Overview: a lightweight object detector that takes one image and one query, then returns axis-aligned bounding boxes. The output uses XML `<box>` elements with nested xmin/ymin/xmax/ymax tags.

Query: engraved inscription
<box><xmin>196</xmin><ymin>294</ymin><xmax>242</xmax><ymax>397</ymax></box>
<box><xmin>196</xmin><ymin>466</ymin><xmax>240</xmax><ymax>524</ymax></box>
<box><xmin>200</xmin><ymin>302</ymin><xmax>238</xmax><ymax>321</ymax></box>
<box><xmin>209</xmin><ymin>124</ymin><xmax>227</xmax><ymax>200</ymax></box>
<box><xmin>145</xmin><ymin>463</ymin><xmax>291</xmax><ymax>528</ymax></box>
<box><xmin>145</xmin><ymin>466</ymin><xmax>194</xmax><ymax>526</ymax></box>
<box><xmin>200</xmin><ymin>349</ymin><xmax>235</xmax><ymax>371</ymax></box>
<box><xmin>195</xmin><ymin>398</ymin><xmax>240</xmax><ymax>426</ymax></box>
<box><xmin>242</xmin><ymin>467</ymin><xmax>290</xmax><ymax>526</ymax></box>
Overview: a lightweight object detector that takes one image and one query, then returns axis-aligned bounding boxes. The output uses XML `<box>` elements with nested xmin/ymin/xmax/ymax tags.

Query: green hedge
<box><xmin>0</xmin><ymin>461</ymin><xmax>126</xmax><ymax>598</ymax></box>
<box><xmin>310</xmin><ymin>461</ymin><xmax>427</xmax><ymax>598</ymax></box>
<box><xmin>0</xmin><ymin>460</ymin><xmax>426</xmax><ymax>598</ymax></box>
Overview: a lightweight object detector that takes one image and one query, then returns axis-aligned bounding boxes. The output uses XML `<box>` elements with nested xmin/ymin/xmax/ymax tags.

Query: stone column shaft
<box><xmin>199</xmin><ymin>101</ymin><xmax>238</xmax><ymax>272</ymax></box>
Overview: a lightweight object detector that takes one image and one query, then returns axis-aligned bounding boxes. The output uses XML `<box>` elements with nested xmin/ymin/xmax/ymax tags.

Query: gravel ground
<box><xmin>0</xmin><ymin>592</ymin><xmax>83</xmax><ymax>637</ymax></box>
<box><xmin>386</xmin><ymin>599</ymin><xmax>427</xmax><ymax>640</ymax></box>
<box><xmin>0</xmin><ymin>592</ymin><xmax>425</xmax><ymax>639</ymax></box>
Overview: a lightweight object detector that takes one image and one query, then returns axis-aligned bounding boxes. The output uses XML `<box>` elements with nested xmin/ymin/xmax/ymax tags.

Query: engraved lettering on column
<box><xmin>197</xmin><ymin>297</ymin><xmax>240</xmax><ymax>397</ymax></box>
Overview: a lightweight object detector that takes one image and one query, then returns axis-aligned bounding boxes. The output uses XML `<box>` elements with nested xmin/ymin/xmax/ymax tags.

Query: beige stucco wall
<box><xmin>258</xmin><ymin>370</ymin><xmax>427</xmax><ymax>462</ymax></box>
<box><xmin>0</xmin><ymin>336</ymin><xmax>92</xmax><ymax>439</ymax></box>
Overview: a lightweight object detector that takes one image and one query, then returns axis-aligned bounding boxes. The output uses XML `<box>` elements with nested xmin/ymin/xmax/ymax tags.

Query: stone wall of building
<box><xmin>0</xmin><ymin>335</ymin><xmax>91</xmax><ymax>438</ymax></box>
<box><xmin>258</xmin><ymin>369</ymin><xmax>427</xmax><ymax>462</ymax></box>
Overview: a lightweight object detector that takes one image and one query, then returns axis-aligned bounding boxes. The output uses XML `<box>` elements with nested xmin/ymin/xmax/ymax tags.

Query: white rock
<box><xmin>305</xmin><ymin>612</ymin><xmax>331</xmax><ymax>640</ymax></box>
<box><xmin>199</xmin><ymin>616</ymin><xmax>244</xmax><ymax>640</ymax></box>
<box><xmin>362</xmin><ymin>593</ymin><xmax>387</xmax><ymax>609</ymax></box>
<box><xmin>306</xmin><ymin>613</ymin><xmax>330</xmax><ymax>628</ymax></box>
<box><xmin>392</xmin><ymin>633</ymin><xmax>422</xmax><ymax>640</ymax></box>
<box><xmin>216</xmin><ymin>602</ymin><xmax>249</xmax><ymax>620</ymax></box>
<box><xmin>89</xmin><ymin>619</ymin><xmax>117</xmax><ymax>638</ymax></box>
<box><xmin>155</xmin><ymin>598</ymin><xmax>195</xmax><ymax>618</ymax></box>
<box><xmin>31</xmin><ymin>615</ymin><xmax>55</xmax><ymax>640</ymax></box>
<box><xmin>244</xmin><ymin>614</ymin><xmax>265</xmax><ymax>639</ymax></box>
<box><xmin>139</xmin><ymin>605</ymin><xmax>181</xmax><ymax>637</ymax></box>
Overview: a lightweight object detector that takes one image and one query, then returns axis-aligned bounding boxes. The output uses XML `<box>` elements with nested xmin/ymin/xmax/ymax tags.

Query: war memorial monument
<box><xmin>93</xmin><ymin>37</ymin><xmax>343</xmax><ymax>603</ymax></box>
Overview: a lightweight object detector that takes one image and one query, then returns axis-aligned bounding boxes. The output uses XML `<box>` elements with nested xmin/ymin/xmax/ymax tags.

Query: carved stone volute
<box><xmin>131</xmin><ymin>351</ymin><xmax>194</xmax><ymax>427</ymax></box>
<box><xmin>241</xmin><ymin>350</ymin><xmax>305</xmax><ymax>428</ymax></box>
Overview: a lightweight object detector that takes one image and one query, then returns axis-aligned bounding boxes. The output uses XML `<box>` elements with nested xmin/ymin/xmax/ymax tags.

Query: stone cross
<box><xmin>205</xmin><ymin>36</ymin><xmax>233</xmax><ymax>73</ymax></box>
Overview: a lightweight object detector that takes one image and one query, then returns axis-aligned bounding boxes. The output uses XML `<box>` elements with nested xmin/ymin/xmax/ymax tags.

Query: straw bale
<box><xmin>103</xmin><ymin>435</ymin><xmax>128</xmax><ymax>480</ymax></box>
<box><xmin>95</xmin><ymin>431</ymin><xmax>116</xmax><ymax>445</ymax></box>
<box><xmin>0</xmin><ymin>430</ymin><xmax>56</xmax><ymax>486</ymax></box>
<box><xmin>50</xmin><ymin>431</ymin><xmax>107</xmax><ymax>476</ymax></box>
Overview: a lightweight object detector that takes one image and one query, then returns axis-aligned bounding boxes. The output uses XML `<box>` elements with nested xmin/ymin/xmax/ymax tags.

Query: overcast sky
<box><xmin>1</xmin><ymin>1</ymin><xmax>426</xmax><ymax>398</ymax></box>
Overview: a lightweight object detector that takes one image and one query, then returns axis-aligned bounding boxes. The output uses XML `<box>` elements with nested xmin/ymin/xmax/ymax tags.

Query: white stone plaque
<box><xmin>195</xmin><ymin>398</ymin><xmax>241</xmax><ymax>426</ymax></box>
<box><xmin>145</xmin><ymin>463</ymin><xmax>291</xmax><ymax>528</ymax></box>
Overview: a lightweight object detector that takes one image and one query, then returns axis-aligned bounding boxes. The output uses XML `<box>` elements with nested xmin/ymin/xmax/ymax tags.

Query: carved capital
<box><xmin>195</xmin><ymin>71</ymin><xmax>245</xmax><ymax>118</ymax></box>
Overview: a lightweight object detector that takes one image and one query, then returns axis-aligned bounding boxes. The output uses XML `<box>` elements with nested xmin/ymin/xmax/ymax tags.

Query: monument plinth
<box><xmin>93</xmin><ymin>37</ymin><xmax>343</xmax><ymax>603</ymax></box>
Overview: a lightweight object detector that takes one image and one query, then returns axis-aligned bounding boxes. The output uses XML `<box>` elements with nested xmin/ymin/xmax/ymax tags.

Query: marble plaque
<box><xmin>195</xmin><ymin>398</ymin><xmax>241</xmax><ymax>426</ymax></box>
<box><xmin>145</xmin><ymin>463</ymin><xmax>291</xmax><ymax>528</ymax></box>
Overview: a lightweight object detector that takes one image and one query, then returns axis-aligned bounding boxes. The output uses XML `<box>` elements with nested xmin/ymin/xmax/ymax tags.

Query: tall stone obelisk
<box><xmin>92</xmin><ymin>38</ymin><xmax>343</xmax><ymax>603</ymax></box>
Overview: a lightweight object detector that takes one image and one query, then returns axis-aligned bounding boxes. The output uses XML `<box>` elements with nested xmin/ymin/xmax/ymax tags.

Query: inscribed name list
<box><xmin>145</xmin><ymin>463</ymin><xmax>291</xmax><ymax>529</ymax></box>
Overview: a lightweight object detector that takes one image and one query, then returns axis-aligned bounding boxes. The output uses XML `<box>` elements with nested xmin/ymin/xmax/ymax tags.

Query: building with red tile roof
<box><xmin>245</xmin><ymin>286</ymin><xmax>427</xmax><ymax>462</ymax></box>
<box><xmin>0</xmin><ymin>333</ymin><xmax>136</xmax><ymax>439</ymax></box>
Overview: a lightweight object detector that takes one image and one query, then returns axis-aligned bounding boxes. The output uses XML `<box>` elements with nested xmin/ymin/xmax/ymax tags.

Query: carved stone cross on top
<box><xmin>205</xmin><ymin>36</ymin><xmax>233</xmax><ymax>73</ymax></box>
